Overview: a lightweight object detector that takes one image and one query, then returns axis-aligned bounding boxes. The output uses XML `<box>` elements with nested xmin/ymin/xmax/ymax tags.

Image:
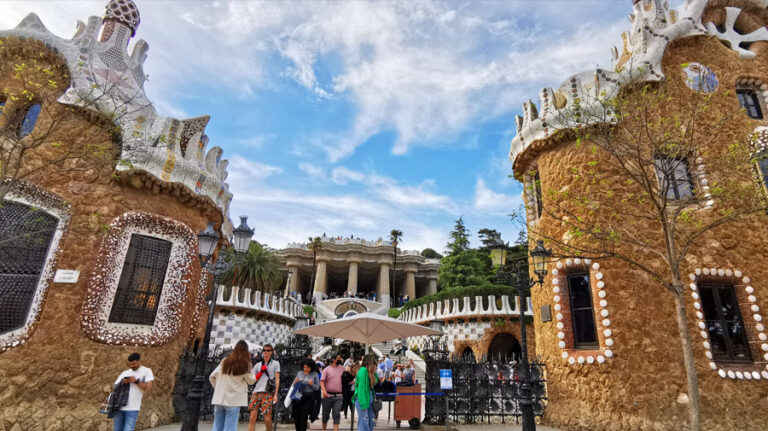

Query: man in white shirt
<box><xmin>112</xmin><ymin>353</ymin><xmax>154</xmax><ymax>431</ymax></box>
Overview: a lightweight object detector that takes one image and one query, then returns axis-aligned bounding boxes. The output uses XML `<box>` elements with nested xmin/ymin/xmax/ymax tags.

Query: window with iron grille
<box><xmin>108</xmin><ymin>234</ymin><xmax>172</xmax><ymax>325</ymax></box>
<box><xmin>654</xmin><ymin>156</ymin><xmax>694</xmax><ymax>200</ymax></box>
<box><xmin>699</xmin><ymin>284</ymin><xmax>752</xmax><ymax>362</ymax></box>
<box><xmin>736</xmin><ymin>89</ymin><xmax>763</xmax><ymax>119</ymax></box>
<box><xmin>0</xmin><ymin>200</ymin><xmax>58</xmax><ymax>334</ymax></box>
<box><xmin>567</xmin><ymin>273</ymin><xmax>598</xmax><ymax>349</ymax></box>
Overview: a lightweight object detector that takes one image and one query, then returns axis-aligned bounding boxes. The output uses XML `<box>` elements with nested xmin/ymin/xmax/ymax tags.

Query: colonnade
<box><xmin>285</xmin><ymin>258</ymin><xmax>438</xmax><ymax>304</ymax></box>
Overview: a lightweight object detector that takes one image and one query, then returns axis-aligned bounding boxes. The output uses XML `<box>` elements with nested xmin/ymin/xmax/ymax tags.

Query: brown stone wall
<box><xmin>521</xmin><ymin>28</ymin><xmax>768</xmax><ymax>431</ymax></box>
<box><xmin>0</xmin><ymin>39</ymin><xmax>222</xmax><ymax>430</ymax></box>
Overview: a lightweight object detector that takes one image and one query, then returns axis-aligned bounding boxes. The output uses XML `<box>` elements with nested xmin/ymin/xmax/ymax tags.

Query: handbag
<box><xmin>290</xmin><ymin>381</ymin><xmax>305</xmax><ymax>401</ymax></box>
<box><xmin>284</xmin><ymin>383</ymin><xmax>296</xmax><ymax>408</ymax></box>
<box><xmin>371</xmin><ymin>387</ymin><xmax>382</xmax><ymax>415</ymax></box>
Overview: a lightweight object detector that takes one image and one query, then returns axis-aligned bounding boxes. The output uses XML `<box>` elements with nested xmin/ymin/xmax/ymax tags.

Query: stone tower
<box><xmin>510</xmin><ymin>0</ymin><xmax>768</xmax><ymax>429</ymax></box>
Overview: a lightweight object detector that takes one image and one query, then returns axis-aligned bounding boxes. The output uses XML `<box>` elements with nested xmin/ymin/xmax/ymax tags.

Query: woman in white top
<box><xmin>210</xmin><ymin>340</ymin><xmax>257</xmax><ymax>431</ymax></box>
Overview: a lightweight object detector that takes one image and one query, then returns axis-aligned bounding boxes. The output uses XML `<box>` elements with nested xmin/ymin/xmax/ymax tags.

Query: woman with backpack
<box><xmin>292</xmin><ymin>358</ymin><xmax>320</xmax><ymax>431</ymax></box>
<box><xmin>353</xmin><ymin>355</ymin><xmax>378</xmax><ymax>431</ymax></box>
<box><xmin>209</xmin><ymin>340</ymin><xmax>257</xmax><ymax>431</ymax></box>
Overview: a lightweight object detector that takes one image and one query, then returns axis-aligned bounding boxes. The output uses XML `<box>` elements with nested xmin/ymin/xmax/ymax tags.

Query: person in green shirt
<box><xmin>353</xmin><ymin>355</ymin><xmax>377</xmax><ymax>431</ymax></box>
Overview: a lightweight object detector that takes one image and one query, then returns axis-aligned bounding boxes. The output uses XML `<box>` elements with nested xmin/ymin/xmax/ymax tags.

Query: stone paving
<box><xmin>145</xmin><ymin>402</ymin><xmax>560</xmax><ymax>431</ymax></box>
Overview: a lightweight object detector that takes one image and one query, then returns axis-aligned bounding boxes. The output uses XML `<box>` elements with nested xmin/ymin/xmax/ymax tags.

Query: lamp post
<box><xmin>517</xmin><ymin>240</ymin><xmax>552</xmax><ymax>431</ymax></box>
<box><xmin>181</xmin><ymin>218</ymin><xmax>254</xmax><ymax>431</ymax></box>
<box><xmin>284</xmin><ymin>268</ymin><xmax>294</xmax><ymax>298</ymax></box>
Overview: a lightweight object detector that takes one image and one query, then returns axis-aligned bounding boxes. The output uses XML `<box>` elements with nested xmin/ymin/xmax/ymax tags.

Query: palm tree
<box><xmin>220</xmin><ymin>241</ymin><xmax>283</xmax><ymax>293</ymax></box>
<box><xmin>389</xmin><ymin>229</ymin><xmax>403</xmax><ymax>306</ymax></box>
<box><xmin>307</xmin><ymin>236</ymin><xmax>323</xmax><ymax>302</ymax></box>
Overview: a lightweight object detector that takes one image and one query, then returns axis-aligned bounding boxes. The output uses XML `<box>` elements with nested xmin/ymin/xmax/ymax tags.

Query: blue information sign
<box><xmin>439</xmin><ymin>369</ymin><xmax>452</xmax><ymax>390</ymax></box>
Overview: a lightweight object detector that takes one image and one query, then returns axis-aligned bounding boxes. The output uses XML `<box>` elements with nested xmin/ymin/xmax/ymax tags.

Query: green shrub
<box><xmin>388</xmin><ymin>308</ymin><xmax>402</xmax><ymax>318</ymax></box>
<box><xmin>402</xmin><ymin>284</ymin><xmax>518</xmax><ymax>311</ymax></box>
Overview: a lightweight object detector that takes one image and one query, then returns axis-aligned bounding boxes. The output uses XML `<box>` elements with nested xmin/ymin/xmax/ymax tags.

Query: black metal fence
<box><xmin>422</xmin><ymin>345</ymin><xmax>546</xmax><ymax>424</ymax></box>
<box><xmin>172</xmin><ymin>336</ymin><xmax>313</xmax><ymax>423</ymax></box>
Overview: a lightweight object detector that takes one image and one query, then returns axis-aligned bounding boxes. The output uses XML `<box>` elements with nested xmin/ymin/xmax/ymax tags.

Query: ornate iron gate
<box><xmin>173</xmin><ymin>335</ymin><xmax>313</xmax><ymax>422</ymax></box>
<box><xmin>422</xmin><ymin>344</ymin><xmax>546</xmax><ymax>424</ymax></box>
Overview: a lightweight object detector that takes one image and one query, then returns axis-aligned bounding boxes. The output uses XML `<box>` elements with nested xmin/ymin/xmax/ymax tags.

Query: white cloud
<box><xmin>227</xmin><ymin>155</ymin><xmax>282</xmax><ymax>181</ymax></box>
<box><xmin>298</xmin><ymin>162</ymin><xmax>325</xmax><ymax>178</ymax></box>
<box><xmin>329</xmin><ymin>167</ymin><xmax>456</xmax><ymax>212</ymax></box>
<box><xmin>331</xmin><ymin>167</ymin><xmax>365</xmax><ymax>185</ymax></box>
<box><xmin>474</xmin><ymin>178</ymin><xmax>518</xmax><ymax>213</ymax></box>
<box><xmin>226</xmin><ymin>161</ymin><xmax>448</xmax><ymax>251</ymax></box>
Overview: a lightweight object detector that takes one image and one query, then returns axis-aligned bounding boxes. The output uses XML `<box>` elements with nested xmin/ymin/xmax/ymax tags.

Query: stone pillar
<box><xmin>313</xmin><ymin>259</ymin><xmax>328</xmax><ymax>303</ymax></box>
<box><xmin>288</xmin><ymin>265</ymin><xmax>300</xmax><ymax>294</ymax></box>
<box><xmin>347</xmin><ymin>261</ymin><xmax>359</xmax><ymax>295</ymax></box>
<box><xmin>405</xmin><ymin>270</ymin><xmax>416</xmax><ymax>300</ymax></box>
<box><xmin>378</xmin><ymin>263</ymin><xmax>390</xmax><ymax>305</ymax></box>
<box><xmin>428</xmin><ymin>278</ymin><xmax>438</xmax><ymax>295</ymax></box>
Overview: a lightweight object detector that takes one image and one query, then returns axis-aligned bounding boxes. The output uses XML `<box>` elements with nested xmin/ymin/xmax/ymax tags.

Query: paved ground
<box><xmin>146</xmin><ymin>403</ymin><xmax>560</xmax><ymax>431</ymax></box>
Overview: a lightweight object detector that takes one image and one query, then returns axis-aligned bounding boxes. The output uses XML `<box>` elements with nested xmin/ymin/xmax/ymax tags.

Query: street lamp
<box><xmin>490</xmin><ymin>239</ymin><xmax>507</xmax><ymax>267</ymax></box>
<box><xmin>517</xmin><ymin>239</ymin><xmax>551</xmax><ymax>431</ymax></box>
<box><xmin>232</xmin><ymin>215</ymin><xmax>255</xmax><ymax>253</ymax></box>
<box><xmin>182</xmin><ymin>218</ymin><xmax>254</xmax><ymax>431</ymax></box>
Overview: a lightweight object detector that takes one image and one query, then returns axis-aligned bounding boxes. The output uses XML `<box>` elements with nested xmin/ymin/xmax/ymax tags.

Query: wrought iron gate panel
<box><xmin>0</xmin><ymin>200</ymin><xmax>58</xmax><ymax>334</ymax></box>
<box><xmin>173</xmin><ymin>335</ymin><xmax>313</xmax><ymax>422</ymax></box>
<box><xmin>423</xmin><ymin>349</ymin><xmax>546</xmax><ymax>424</ymax></box>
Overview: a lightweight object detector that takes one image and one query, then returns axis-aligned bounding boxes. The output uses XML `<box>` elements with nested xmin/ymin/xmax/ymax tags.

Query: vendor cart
<box><xmin>393</xmin><ymin>383</ymin><xmax>422</xmax><ymax>429</ymax></box>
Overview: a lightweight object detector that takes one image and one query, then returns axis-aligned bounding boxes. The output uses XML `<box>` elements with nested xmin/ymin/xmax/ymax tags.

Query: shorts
<box><xmin>322</xmin><ymin>395</ymin><xmax>343</xmax><ymax>424</ymax></box>
<box><xmin>249</xmin><ymin>392</ymin><xmax>274</xmax><ymax>417</ymax></box>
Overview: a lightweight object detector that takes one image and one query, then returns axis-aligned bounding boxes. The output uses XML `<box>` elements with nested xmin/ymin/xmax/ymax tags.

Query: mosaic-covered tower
<box><xmin>0</xmin><ymin>1</ymin><xmax>243</xmax><ymax>429</ymax></box>
<box><xmin>510</xmin><ymin>0</ymin><xmax>768</xmax><ymax>429</ymax></box>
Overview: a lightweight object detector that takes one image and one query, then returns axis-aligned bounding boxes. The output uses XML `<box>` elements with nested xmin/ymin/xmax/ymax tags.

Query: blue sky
<box><xmin>2</xmin><ymin>0</ymin><xmax>673</xmax><ymax>252</ymax></box>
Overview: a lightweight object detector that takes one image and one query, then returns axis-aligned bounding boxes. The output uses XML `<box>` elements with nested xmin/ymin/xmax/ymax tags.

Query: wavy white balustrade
<box><xmin>427</xmin><ymin>302</ymin><xmax>435</xmax><ymax>320</ymax></box>
<box><xmin>214</xmin><ymin>285</ymin><xmax>300</xmax><ymax>320</ymax></box>
<box><xmin>399</xmin><ymin>294</ymin><xmax>534</xmax><ymax>324</ymax></box>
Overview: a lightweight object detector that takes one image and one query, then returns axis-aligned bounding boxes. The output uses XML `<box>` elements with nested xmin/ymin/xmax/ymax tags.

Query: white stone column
<box><xmin>313</xmin><ymin>259</ymin><xmax>328</xmax><ymax>303</ymax></box>
<box><xmin>378</xmin><ymin>263</ymin><xmax>390</xmax><ymax>305</ymax></box>
<box><xmin>405</xmin><ymin>270</ymin><xmax>416</xmax><ymax>300</ymax></box>
<box><xmin>428</xmin><ymin>278</ymin><xmax>438</xmax><ymax>295</ymax></box>
<box><xmin>347</xmin><ymin>261</ymin><xmax>359</xmax><ymax>295</ymax></box>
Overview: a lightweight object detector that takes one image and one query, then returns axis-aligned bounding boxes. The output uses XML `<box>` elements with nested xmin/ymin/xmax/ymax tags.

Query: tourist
<box><xmin>341</xmin><ymin>365</ymin><xmax>354</xmax><ymax>419</ymax></box>
<box><xmin>392</xmin><ymin>365</ymin><xmax>403</xmax><ymax>384</ymax></box>
<box><xmin>297</xmin><ymin>292</ymin><xmax>303</xmax><ymax>304</ymax></box>
<box><xmin>321</xmin><ymin>353</ymin><xmax>345</xmax><ymax>431</ymax></box>
<box><xmin>292</xmin><ymin>358</ymin><xmax>320</xmax><ymax>431</ymax></box>
<box><xmin>249</xmin><ymin>344</ymin><xmax>280</xmax><ymax>431</ymax></box>
<box><xmin>209</xmin><ymin>340</ymin><xmax>257</xmax><ymax>431</ymax></box>
<box><xmin>384</xmin><ymin>355</ymin><xmax>393</xmax><ymax>375</ymax></box>
<box><xmin>403</xmin><ymin>360</ymin><xmax>415</xmax><ymax>385</ymax></box>
<box><xmin>111</xmin><ymin>353</ymin><xmax>154</xmax><ymax>431</ymax></box>
<box><xmin>353</xmin><ymin>355</ymin><xmax>377</xmax><ymax>431</ymax></box>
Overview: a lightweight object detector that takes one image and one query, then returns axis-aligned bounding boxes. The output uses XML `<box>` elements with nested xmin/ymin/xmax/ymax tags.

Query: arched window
<box><xmin>567</xmin><ymin>273</ymin><xmax>598</xmax><ymax>349</ymax></box>
<box><xmin>0</xmin><ymin>200</ymin><xmax>58</xmax><ymax>335</ymax></box>
<box><xmin>18</xmin><ymin>104</ymin><xmax>41</xmax><ymax>138</ymax></box>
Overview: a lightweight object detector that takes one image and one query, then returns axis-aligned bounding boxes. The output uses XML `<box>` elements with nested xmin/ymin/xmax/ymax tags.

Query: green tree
<box><xmin>420</xmin><ymin>248</ymin><xmax>443</xmax><ymax>259</ymax></box>
<box><xmin>389</xmin><ymin>229</ymin><xmax>403</xmax><ymax>303</ymax></box>
<box><xmin>445</xmin><ymin>217</ymin><xmax>470</xmax><ymax>255</ymax></box>
<box><xmin>219</xmin><ymin>241</ymin><xmax>283</xmax><ymax>293</ymax></box>
<box><xmin>438</xmin><ymin>249</ymin><xmax>493</xmax><ymax>289</ymax></box>
<box><xmin>477</xmin><ymin>228</ymin><xmax>504</xmax><ymax>251</ymax></box>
